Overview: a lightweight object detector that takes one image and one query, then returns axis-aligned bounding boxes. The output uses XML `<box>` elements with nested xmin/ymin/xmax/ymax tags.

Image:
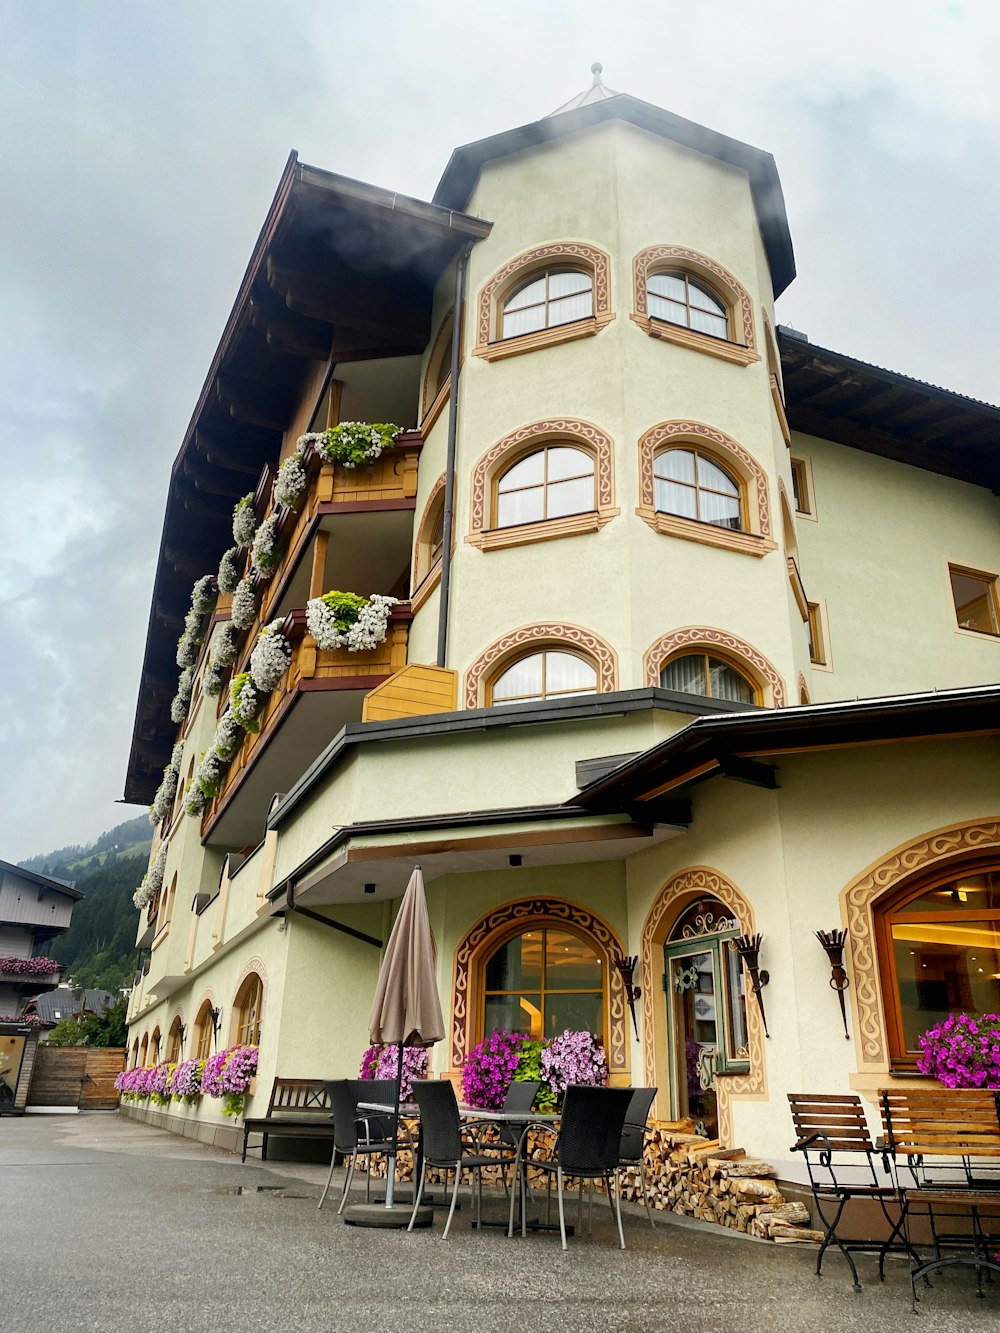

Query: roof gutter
<box><xmin>437</xmin><ymin>240</ymin><xmax>475</xmax><ymax>667</ymax></box>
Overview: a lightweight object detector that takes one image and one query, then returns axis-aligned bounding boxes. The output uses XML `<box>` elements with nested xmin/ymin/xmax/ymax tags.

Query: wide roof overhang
<box><xmin>572</xmin><ymin>684</ymin><xmax>1000</xmax><ymax>811</ymax></box>
<box><xmin>779</xmin><ymin>329</ymin><xmax>1000</xmax><ymax>490</ymax></box>
<box><xmin>123</xmin><ymin>155</ymin><xmax>490</xmax><ymax>805</ymax></box>
<box><xmin>434</xmin><ymin>93</ymin><xmax>796</xmax><ymax>298</ymax></box>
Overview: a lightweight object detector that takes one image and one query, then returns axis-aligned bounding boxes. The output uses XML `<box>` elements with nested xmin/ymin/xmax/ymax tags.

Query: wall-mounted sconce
<box><xmin>209</xmin><ymin>1007</ymin><xmax>222</xmax><ymax>1041</ymax></box>
<box><xmin>177</xmin><ymin>1021</ymin><xmax>187</xmax><ymax>1047</ymax></box>
<box><xmin>612</xmin><ymin>954</ymin><xmax>642</xmax><ymax>1040</ymax></box>
<box><xmin>733</xmin><ymin>933</ymin><xmax>770</xmax><ymax>1038</ymax></box>
<box><xmin>815</xmin><ymin>929</ymin><xmax>851</xmax><ymax>1040</ymax></box>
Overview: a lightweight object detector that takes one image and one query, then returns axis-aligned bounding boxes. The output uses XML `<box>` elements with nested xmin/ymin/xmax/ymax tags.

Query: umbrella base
<box><xmin>342</xmin><ymin>1203</ymin><xmax>432</xmax><ymax>1229</ymax></box>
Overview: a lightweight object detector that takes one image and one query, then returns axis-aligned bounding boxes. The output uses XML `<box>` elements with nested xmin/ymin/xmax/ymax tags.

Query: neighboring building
<box><xmin>22</xmin><ymin>987</ymin><xmax>117</xmax><ymax>1031</ymax></box>
<box><xmin>0</xmin><ymin>860</ymin><xmax>82</xmax><ymax>1112</ymax></box>
<box><xmin>121</xmin><ymin>70</ymin><xmax>1000</xmax><ymax>1192</ymax></box>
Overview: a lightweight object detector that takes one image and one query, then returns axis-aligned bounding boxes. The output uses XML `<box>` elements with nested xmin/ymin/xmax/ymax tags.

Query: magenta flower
<box><xmin>462</xmin><ymin>1029</ymin><xmax>528</xmax><ymax>1109</ymax></box>
<box><xmin>917</xmin><ymin>1013</ymin><xmax>1000</xmax><ymax>1088</ymax></box>
<box><xmin>358</xmin><ymin>1044</ymin><xmax>428</xmax><ymax>1100</ymax></box>
<box><xmin>540</xmin><ymin>1030</ymin><xmax>608</xmax><ymax>1096</ymax></box>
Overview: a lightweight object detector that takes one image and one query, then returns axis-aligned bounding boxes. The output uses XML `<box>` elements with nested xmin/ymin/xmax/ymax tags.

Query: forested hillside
<box><xmin>17</xmin><ymin>815</ymin><xmax>151</xmax><ymax>993</ymax></box>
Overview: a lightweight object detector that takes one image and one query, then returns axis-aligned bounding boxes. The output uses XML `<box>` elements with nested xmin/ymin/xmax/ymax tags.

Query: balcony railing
<box><xmin>203</xmin><ymin>604</ymin><xmax>412</xmax><ymax>830</ymax></box>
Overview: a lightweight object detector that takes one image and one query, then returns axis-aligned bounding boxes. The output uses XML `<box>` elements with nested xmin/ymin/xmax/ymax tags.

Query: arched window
<box><xmin>130</xmin><ymin>1037</ymin><xmax>139</xmax><ymax>1069</ymax></box>
<box><xmin>489</xmin><ymin>650</ymin><xmax>598</xmax><ymax>706</ymax></box>
<box><xmin>501</xmin><ymin>268</ymin><xmax>593</xmax><ymax>339</ymax></box>
<box><xmin>654</xmin><ymin>448</ymin><xmax>743</xmax><ymax>531</ymax></box>
<box><xmin>647</xmin><ymin>272</ymin><xmax>728</xmax><ymax>340</ymax></box>
<box><xmin>659</xmin><ymin>653</ymin><xmax>758</xmax><ymax>705</ymax></box>
<box><xmin>421</xmin><ymin>309</ymin><xmax>457</xmax><ymax>432</ymax></box>
<box><xmin>483</xmin><ymin>926</ymin><xmax>604</xmax><ymax>1041</ymax></box>
<box><xmin>166</xmin><ymin>1015</ymin><xmax>184</xmax><ymax>1063</ymax></box>
<box><xmin>875</xmin><ymin>866</ymin><xmax>1000</xmax><ymax>1064</ymax></box>
<box><xmin>149</xmin><ymin>1027</ymin><xmax>161</xmax><ymax>1066</ymax></box>
<box><xmin>233</xmin><ymin>973</ymin><xmax>263</xmax><ymax>1048</ymax></box>
<box><xmin>194</xmin><ymin>1001</ymin><xmax>215</xmax><ymax>1061</ymax></box>
<box><xmin>494</xmin><ymin>445</ymin><xmax>596</xmax><ymax>529</ymax></box>
<box><xmin>139</xmin><ymin>1033</ymin><xmax>149</xmax><ymax>1067</ymax></box>
<box><xmin>160</xmin><ymin>873</ymin><xmax>178</xmax><ymax>933</ymax></box>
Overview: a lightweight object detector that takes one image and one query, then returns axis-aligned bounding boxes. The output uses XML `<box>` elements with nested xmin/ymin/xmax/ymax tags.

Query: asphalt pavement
<box><xmin>0</xmin><ymin>1113</ymin><xmax>995</xmax><ymax>1333</ymax></box>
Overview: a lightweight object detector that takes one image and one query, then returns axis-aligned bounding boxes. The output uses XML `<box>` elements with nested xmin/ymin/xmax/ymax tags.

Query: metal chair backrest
<box><xmin>620</xmin><ymin>1086</ymin><xmax>657</xmax><ymax>1164</ymax></box>
<box><xmin>349</xmin><ymin>1078</ymin><xmax>397</xmax><ymax>1140</ymax></box>
<box><xmin>557</xmin><ymin>1085</ymin><xmax>633</xmax><ymax>1176</ymax></box>
<box><xmin>787</xmin><ymin>1093</ymin><xmax>881</xmax><ymax>1191</ymax></box>
<box><xmin>326</xmin><ymin>1079</ymin><xmax>361</xmax><ymax>1154</ymax></box>
<box><xmin>495</xmin><ymin>1079</ymin><xmax>541</xmax><ymax>1148</ymax></box>
<box><xmin>412</xmin><ymin>1079</ymin><xmax>464</xmax><ymax>1165</ymax></box>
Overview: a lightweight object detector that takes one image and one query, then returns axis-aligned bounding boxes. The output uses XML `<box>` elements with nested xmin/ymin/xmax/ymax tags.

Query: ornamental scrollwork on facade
<box><xmin>642</xmin><ymin>626</ymin><xmax>786</xmax><ymax>707</ymax></box>
<box><xmin>636</xmin><ymin>420</ymin><xmax>772</xmax><ymax>539</ymax></box>
<box><xmin>476</xmin><ymin>242</ymin><xmax>612</xmax><ymax>350</ymax></box>
<box><xmin>464</xmin><ymin>622</ymin><xmax>618</xmax><ymax>708</ymax></box>
<box><xmin>632</xmin><ymin>244</ymin><xmax>756</xmax><ymax>351</ymax></box>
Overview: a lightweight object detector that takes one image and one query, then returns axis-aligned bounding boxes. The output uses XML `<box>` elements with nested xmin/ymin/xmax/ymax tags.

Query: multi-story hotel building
<box><xmin>122</xmin><ymin>72</ymin><xmax>999</xmax><ymax>1186</ymax></box>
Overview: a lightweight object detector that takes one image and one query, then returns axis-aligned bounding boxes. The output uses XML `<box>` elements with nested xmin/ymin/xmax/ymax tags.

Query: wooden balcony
<box><xmin>202</xmin><ymin>605</ymin><xmax>412</xmax><ymax>845</ymax></box>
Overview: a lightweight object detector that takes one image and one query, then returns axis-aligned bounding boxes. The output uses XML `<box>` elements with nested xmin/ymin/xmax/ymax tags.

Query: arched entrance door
<box><xmin>663</xmin><ymin>898</ymin><xmax>749</xmax><ymax>1137</ymax></box>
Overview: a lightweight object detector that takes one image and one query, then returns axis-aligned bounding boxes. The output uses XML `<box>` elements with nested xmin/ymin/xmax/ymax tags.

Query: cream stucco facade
<box><xmin>121</xmin><ymin>86</ymin><xmax>999</xmax><ymax>1195</ymax></box>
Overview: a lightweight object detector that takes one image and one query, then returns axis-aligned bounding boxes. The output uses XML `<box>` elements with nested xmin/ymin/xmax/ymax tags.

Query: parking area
<box><xmin>1</xmin><ymin>1113</ymin><xmax>995</xmax><ymax>1333</ymax></box>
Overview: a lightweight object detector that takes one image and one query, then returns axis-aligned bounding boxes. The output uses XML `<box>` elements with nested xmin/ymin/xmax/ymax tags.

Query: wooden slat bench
<box><xmin>880</xmin><ymin>1087</ymin><xmax>1000</xmax><ymax>1301</ymax></box>
<box><xmin>241</xmin><ymin>1078</ymin><xmax>333</xmax><ymax>1163</ymax></box>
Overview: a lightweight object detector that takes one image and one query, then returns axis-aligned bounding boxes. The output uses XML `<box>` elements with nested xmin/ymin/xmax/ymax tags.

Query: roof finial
<box><xmin>591</xmin><ymin>62</ymin><xmax>604</xmax><ymax>85</ymax></box>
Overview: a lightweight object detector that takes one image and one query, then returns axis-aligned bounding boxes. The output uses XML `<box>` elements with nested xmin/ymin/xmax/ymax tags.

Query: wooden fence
<box><xmin>26</xmin><ymin>1046</ymin><xmax>125</xmax><ymax>1109</ymax></box>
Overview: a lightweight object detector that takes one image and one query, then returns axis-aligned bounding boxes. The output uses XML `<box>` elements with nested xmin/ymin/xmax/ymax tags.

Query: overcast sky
<box><xmin>2</xmin><ymin>0</ymin><xmax>998</xmax><ymax>862</ymax></box>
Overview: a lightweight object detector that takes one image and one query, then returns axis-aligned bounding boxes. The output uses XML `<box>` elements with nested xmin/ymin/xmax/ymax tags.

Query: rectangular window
<box><xmin>789</xmin><ymin>457</ymin><xmax>812</xmax><ymax>515</ymax></box>
<box><xmin>949</xmin><ymin>565</ymin><xmax>999</xmax><ymax>636</ymax></box>
<box><xmin>807</xmin><ymin>602</ymin><xmax>826</xmax><ymax>665</ymax></box>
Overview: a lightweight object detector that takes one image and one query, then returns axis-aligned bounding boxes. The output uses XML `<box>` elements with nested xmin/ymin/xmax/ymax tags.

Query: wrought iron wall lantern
<box><xmin>733</xmin><ymin>933</ymin><xmax>770</xmax><ymax>1038</ymax></box>
<box><xmin>209</xmin><ymin>1007</ymin><xmax>222</xmax><ymax>1041</ymax></box>
<box><xmin>612</xmin><ymin>953</ymin><xmax>642</xmax><ymax>1040</ymax></box>
<box><xmin>815</xmin><ymin>928</ymin><xmax>851</xmax><ymax>1040</ymax></box>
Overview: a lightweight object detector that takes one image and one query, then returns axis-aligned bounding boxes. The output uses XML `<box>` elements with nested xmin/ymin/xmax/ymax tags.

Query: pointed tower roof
<box><xmin>547</xmin><ymin>63</ymin><xmax>620</xmax><ymax>117</ymax></box>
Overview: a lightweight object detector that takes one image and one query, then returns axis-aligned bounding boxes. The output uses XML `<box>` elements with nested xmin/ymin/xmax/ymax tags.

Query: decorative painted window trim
<box><xmin>410</xmin><ymin>473</ymin><xmax>454</xmax><ymax>612</ymax></box>
<box><xmin>643</xmin><ymin>625</ymin><xmax>786</xmax><ymax>707</ymax></box>
<box><xmin>474</xmin><ymin>242</ymin><xmax>614</xmax><ymax>362</ymax></box>
<box><xmin>797</xmin><ymin>673</ymin><xmax>811</xmax><ymax>705</ymax></box>
<box><xmin>807</xmin><ymin>599</ymin><xmax>833</xmax><ymax>671</ymax></box>
<box><xmin>464</xmin><ymin>622</ymin><xmax>618</xmax><ymax>709</ymax></box>
<box><xmin>468</xmin><ymin>418</ymin><xmax>618</xmax><ymax>552</ymax></box>
<box><xmin>450</xmin><ymin>896</ymin><xmax>629</xmax><ymax>1078</ymax></box>
<box><xmin>841</xmin><ymin>819</ymin><xmax>1000</xmax><ymax>1072</ymax></box>
<box><xmin>789</xmin><ymin>454</ymin><xmax>817</xmax><ymax>521</ymax></box>
<box><xmin>639</xmin><ymin>866</ymin><xmax>766</xmax><ymax>1146</ymax></box>
<box><xmin>636</xmin><ymin>420</ymin><xmax>775</xmax><ymax>557</ymax></box>
<box><xmin>420</xmin><ymin>306</ymin><xmax>461</xmax><ymax>436</ymax></box>
<box><xmin>631</xmin><ymin>245</ymin><xmax>759</xmax><ymax>367</ymax></box>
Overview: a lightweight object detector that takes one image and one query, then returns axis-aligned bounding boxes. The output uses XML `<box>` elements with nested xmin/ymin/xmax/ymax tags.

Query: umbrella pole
<box><xmin>385</xmin><ymin>1039</ymin><xmax>404</xmax><ymax>1209</ymax></box>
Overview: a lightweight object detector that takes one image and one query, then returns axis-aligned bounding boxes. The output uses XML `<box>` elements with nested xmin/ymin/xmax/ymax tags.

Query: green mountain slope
<box><xmin>18</xmin><ymin>816</ymin><xmax>152</xmax><ymax>993</ymax></box>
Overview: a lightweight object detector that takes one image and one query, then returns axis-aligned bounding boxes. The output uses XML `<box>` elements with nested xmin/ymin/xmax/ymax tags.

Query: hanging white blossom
<box><xmin>209</xmin><ymin>621</ymin><xmax>240</xmax><ymax>670</ymax></box>
<box><xmin>249</xmin><ymin>620</ymin><xmax>292</xmax><ymax>692</ymax></box>
<box><xmin>202</xmin><ymin>660</ymin><xmax>226</xmax><ymax>698</ymax></box>
<box><xmin>170</xmin><ymin>740</ymin><xmax>185</xmax><ymax>770</ymax></box>
<box><xmin>310</xmin><ymin>421</ymin><xmax>401</xmax><ymax>469</ymax></box>
<box><xmin>194</xmin><ymin>747</ymin><xmax>225</xmax><ymax>799</ymax></box>
<box><xmin>170</xmin><ymin>693</ymin><xmax>188</xmax><ymax>725</ymax></box>
<box><xmin>190</xmin><ymin>575</ymin><xmax>216</xmax><ymax>617</ymax></box>
<box><xmin>230</xmin><ymin>672</ymin><xmax>264</xmax><ymax>730</ymax></box>
<box><xmin>305</xmin><ymin>592</ymin><xmax>397</xmax><ymax>652</ymax></box>
<box><xmin>176</xmin><ymin>630</ymin><xmax>199</xmax><ymax>668</ymax></box>
<box><xmin>183</xmin><ymin>781</ymin><xmax>208</xmax><ymax>818</ymax></box>
<box><xmin>274</xmin><ymin>451</ymin><xmax>308</xmax><ymax>510</ymax></box>
<box><xmin>250</xmin><ymin>514</ymin><xmax>281</xmax><ymax>578</ymax></box>
<box><xmin>212</xmin><ymin>710</ymin><xmax>243</xmax><ymax>762</ymax></box>
<box><xmin>148</xmin><ymin>737</ymin><xmax>183</xmax><ymax>825</ymax></box>
<box><xmin>217</xmin><ymin>546</ymin><xmax>241</xmax><ymax>594</ymax></box>
<box><xmin>232</xmin><ymin>495</ymin><xmax>257</xmax><ymax>548</ymax></box>
<box><xmin>231</xmin><ymin>577</ymin><xmax>257</xmax><ymax>631</ymax></box>
<box><xmin>133</xmin><ymin>843</ymin><xmax>167</xmax><ymax>910</ymax></box>
<box><xmin>170</xmin><ymin>665</ymin><xmax>195</xmax><ymax>723</ymax></box>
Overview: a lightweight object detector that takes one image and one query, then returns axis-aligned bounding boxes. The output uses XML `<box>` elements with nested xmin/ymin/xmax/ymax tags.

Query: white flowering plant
<box><xmin>202</xmin><ymin>660</ymin><xmax>226</xmax><ymax>698</ymax></box>
<box><xmin>233</xmin><ymin>494</ymin><xmax>257</xmax><ymax>548</ymax></box>
<box><xmin>249</xmin><ymin>620</ymin><xmax>292</xmax><ymax>692</ymax></box>
<box><xmin>170</xmin><ymin>665</ymin><xmax>195</xmax><ymax>723</ymax></box>
<box><xmin>299</xmin><ymin>421</ymin><xmax>401</xmax><ymax>470</ymax></box>
<box><xmin>230</xmin><ymin>671</ymin><xmax>264</xmax><ymax>731</ymax></box>
<box><xmin>231</xmin><ymin>577</ymin><xmax>257</xmax><ymax>631</ymax></box>
<box><xmin>210</xmin><ymin>621</ymin><xmax>240</xmax><ymax>669</ymax></box>
<box><xmin>217</xmin><ymin>546</ymin><xmax>241</xmax><ymax>594</ymax></box>
<box><xmin>183</xmin><ymin>780</ymin><xmax>208</xmax><ymax>818</ymax></box>
<box><xmin>212</xmin><ymin>710</ymin><xmax>243</xmax><ymax>762</ymax></box>
<box><xmin>175</xmin><ymin>631</ymin><xmax>199</xmax><ymax>669</ymax></box>
<box><xmin>305</xmin><ymin>591</ymin><xmax>398</xmax><ymax>653</ymax></box>
<box><xmin>190</xmin><ymin>575</ymin><xmax>216</xmax><ymax>617</ymax></box>
<box><xmin>149</xmin><ymin>740</ymin><xmax>184</xmax><ymax>827</ymax></box>
<box><xmin>250</xmin><ymin>514</ymin><xmax>282</xmax><ymax>578</ymax></box>
<box><xmin>192</xmin><ymin>747</ymin><xmax>225</xmax><ymax>802</ymax></box>
<box><xmin>133</xmin><ymin>843</ymin><xmax>167</xmax><ymax>911</ymax></box>
<box><xmin>274</xmin><ymin>449</ymin><xmax>308</xmax><ymax>510</ymax></box>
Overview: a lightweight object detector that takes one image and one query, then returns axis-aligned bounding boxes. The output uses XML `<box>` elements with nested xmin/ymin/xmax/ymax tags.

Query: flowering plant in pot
<box><xmin>358</xmin><ymin>1044</ymin><xmax>428</xmax><ymax>1101</ymax></box>
<box><xmin>540</xmin><ymin>1029</ymin><xmax>609</xmax><ymax>1097</ymax></box>
<box><xmin>305</xmin><ymin>591</ymin><xmax>398</xmax><ymax>653</ymax></box>
<box><xmin>133</xmin><ymin>843</ymin><xmax>167</xmax><ymax>910</ymax></box>
<box><xmin>201</xmin><ymin>1044</ymin><xmax>259</xmax><ymax>1117</ymax></box>
<box><xmin>274</xmin><ymin>448</ymin><xmax>308</xmax><ymax>510</ymax></box>
<box><xmin>170</xmin><ymin>665</ymin><xmax>195</xmax><ymax>724</ymax></box>
<box><xmin>299</xmin><ymin>421</ymin><xmax>401</xmax><ymax>470</ymax></box>
<box><xmin>170</xmin><ymin>1058</ymin><xmax>206</xmax><ymax>1103</ymax></box>
<box><xmin>917</xmin><ymin>1013</ymin><xmax>1000</xmax><ymax>1088</ymax></box>
<box><xmin>149</xmin><ymin>1061</ymin><xmax>176</xmax><ymax>1106</ymax></box>
<box><xmin>232</xmin><ymin>494</ymin><xmax>256</xmax><ymax>548</ymax></box>
<box><xmin>249</xmin><ymin>620</ymin><xmax>292</xmax><ymax>693</ymax></box>
<box><xmin>210</xmin><ymin>620</ymin><xmax>240</xmax><ymax>670</ymax></box>
<box><xmin>149</xmin><ymin>740</ymin><xmax>185</xmax><ymax>826</ymax></box>
<box><xmin>250</xmin><ymin>514</ymin><xmax>282</xmax><ymax>579</ymax></box>
<box><xmin>0</xmin><ymin>956</ymin><xmax>60</xmax><ymax>978</ymax></box>
<box><xmin>230</xmin><ymin>672</ymin><xmax>264</xmax><ymax>731</ymax></box>
<box><xmin>231</xmin><ymin>576</ymin><xmax>258</xmax><ymax>632</ymax></box>
<box><xmin>217</xmin><ymin>546</ymin><xmax>241</xmax><ymax>594</ymax></box>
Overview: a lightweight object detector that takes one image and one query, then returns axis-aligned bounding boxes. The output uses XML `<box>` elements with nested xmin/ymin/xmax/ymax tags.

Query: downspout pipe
<box><xmin>435</xmin><ymin>241</ymin><xmax>473</xmax><ymax>668</ymax></box>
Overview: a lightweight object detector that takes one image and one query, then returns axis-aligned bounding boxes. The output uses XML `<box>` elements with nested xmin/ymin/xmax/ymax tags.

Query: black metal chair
<box><xmin>788</xmin><ymin>1092</ymin><xmax>908</xmax><ymax>1290</ymax></box>
<box><xmin>407</xmin><ymin>1079</ymin><xmax>498</xmax><ymax>1239</ymax></box>
<box><xmin>318</xmin><ymin>1078</ymin><xmax>401</xmax><ymax>1214</ymax></box>
<box><xmin>518</xmin><ymin>1084</ymin><xmax>633</xmax><ymax>1250</ymax></box>
<box><xmin>464</xmin><ymin>1079</ymin><xmax>541</xmax><ymax>1191</ymax></box>
<box><xmin>620</xmin><ymin>1086</ymin><xmax>658</xmax><ymax>1229</ymax></box>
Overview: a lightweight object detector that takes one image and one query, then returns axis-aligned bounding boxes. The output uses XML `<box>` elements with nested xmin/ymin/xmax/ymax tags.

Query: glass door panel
<box><xmin>668</xmin><ymin>948</ymin><xmax>719</xmax><ymax>1137</ymax></box>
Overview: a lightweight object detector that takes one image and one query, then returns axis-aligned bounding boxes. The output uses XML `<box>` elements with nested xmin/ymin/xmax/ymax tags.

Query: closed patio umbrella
<box><xmin>368</xmin><ymin>865</ymin><xmax>444</xmax><ymax>1209</ymax></box>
